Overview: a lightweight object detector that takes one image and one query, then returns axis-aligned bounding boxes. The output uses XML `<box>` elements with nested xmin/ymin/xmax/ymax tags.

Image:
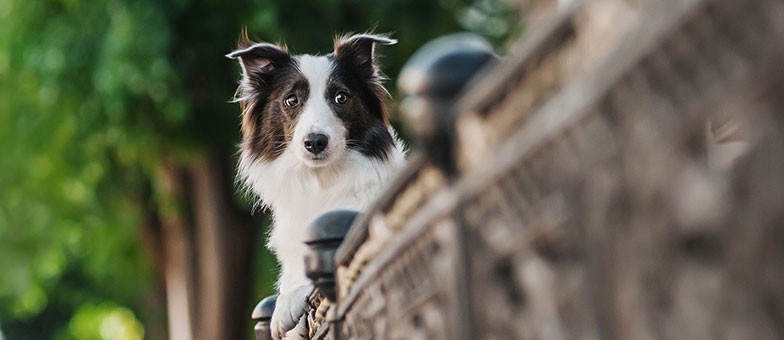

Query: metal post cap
<box><xmin>251</xmin><ymin>294</ymin><xmax>278</xmax><ymax>321</ymax></box>
<box><xmin>304</xmin><ymin>210</ymin><xmax>359</xmax><ymax>245</ymax></box>
<box><xmin>398</xmin><ymin>33</ymin><xmax>498</xmax><ymax>98</ymax></box>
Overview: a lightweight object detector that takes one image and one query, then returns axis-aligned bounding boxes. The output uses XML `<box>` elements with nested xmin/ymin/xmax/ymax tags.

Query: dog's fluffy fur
<box><xmin>227</xmin><ymin>32</ymin><xmax>405</xmax><ymax>339</ymax></box>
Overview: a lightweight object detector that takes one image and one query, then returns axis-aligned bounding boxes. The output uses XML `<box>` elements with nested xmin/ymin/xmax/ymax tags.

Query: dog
<box><xmin>227</xmin><ymin>32</ymin><xmax>406</xmax><ymax>339</ymax></box>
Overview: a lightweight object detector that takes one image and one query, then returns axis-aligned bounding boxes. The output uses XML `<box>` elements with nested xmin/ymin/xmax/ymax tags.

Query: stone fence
<box><xmin>253</xmin><ymin>0</ymin><xmax>784</xmax><ymax>339</ymax></box>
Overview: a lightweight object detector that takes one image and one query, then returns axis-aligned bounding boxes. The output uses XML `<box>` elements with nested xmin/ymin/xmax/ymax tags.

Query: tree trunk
<box><xmin>190</xmin><ymin>155</ymin><xmax>258</xmax><ymax>340</ymax></box>
<box><xmin>155</xmin><ymin>161</ymin><xmax>198</xmax><ymax>340</ymax></box>
<box><xmin>149</xmin><ymin>153</ymin><xmax>259</xmax><ymax>340</ymax></box>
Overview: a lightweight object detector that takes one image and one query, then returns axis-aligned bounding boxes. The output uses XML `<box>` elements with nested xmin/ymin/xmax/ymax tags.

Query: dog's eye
<box><xmin>334</xmin><ymin>92</ymin><xmax>348</xmax><ymax>105</ymax></box>
<box><xmin>284</xmin><ymin>94</ymin><xmax>299</xmax><ymax>107</ymax></box>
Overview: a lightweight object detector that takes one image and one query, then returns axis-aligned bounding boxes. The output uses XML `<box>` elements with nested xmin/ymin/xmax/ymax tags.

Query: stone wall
<box><xmin>253</xmin><ymin>1</ymin><xmax>784</xmax><ymax>339</ymax></box>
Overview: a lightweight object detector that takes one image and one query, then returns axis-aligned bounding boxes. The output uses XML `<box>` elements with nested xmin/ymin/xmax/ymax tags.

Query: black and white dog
<box><xmin>227</xmin><ymin>32</ymin><xmax>405</xmax><ymax>339</ymax></box>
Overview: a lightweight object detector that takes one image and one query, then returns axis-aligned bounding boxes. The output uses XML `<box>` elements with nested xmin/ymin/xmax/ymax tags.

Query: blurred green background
<box><xmin>0</xmin><ymin>0</ymin><xmax>518</xmax><ymax>339</ymax></box>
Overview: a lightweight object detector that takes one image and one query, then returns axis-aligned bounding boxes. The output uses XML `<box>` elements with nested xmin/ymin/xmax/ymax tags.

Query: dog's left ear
<box><xmin>334</xmin><ymin>33</ymin><xmax>397</xmax><ymax>69</ymax></box>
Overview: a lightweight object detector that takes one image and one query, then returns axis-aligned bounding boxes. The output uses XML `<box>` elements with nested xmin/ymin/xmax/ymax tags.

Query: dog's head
<box><xmin>228</xmin><ymin>32</ymin><xmax>397</xmax><ymax>168</ymax></box>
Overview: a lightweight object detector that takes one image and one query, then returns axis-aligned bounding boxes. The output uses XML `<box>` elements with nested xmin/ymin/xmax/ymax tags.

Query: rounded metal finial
<box><xmin>251</xmin><ymin>294</ymin><xmax>277</xmax><ymax>340</ymax></box>
<box><xmin>398</xmin><ymin>33</ymin><xmax>497</xmax><ymax>98</ymax></box>
<box><xmin>398</xmin><ymin>34</ymin><xmax>499</xmax><ymax>176</ymax></box>
<box><xmin>251</xmin><ymin>294</ymin><xmax>278</xmax><ymax>321</ymax></box>
<box><xmin>304</xmin><ymin>210</ymin><xmax>359</xmax><ymax>245</ymax></box>
<box><xmin>304</xmin><ymin>210</ymin><xmax>359</xmax><ymax>301</ymax></box>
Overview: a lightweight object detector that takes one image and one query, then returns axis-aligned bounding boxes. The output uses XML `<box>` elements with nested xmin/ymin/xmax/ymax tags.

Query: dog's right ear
<box><xmin>226</xmin><ymin>30</ymin><xmax>289</xmax><ymax>78</ymax></box>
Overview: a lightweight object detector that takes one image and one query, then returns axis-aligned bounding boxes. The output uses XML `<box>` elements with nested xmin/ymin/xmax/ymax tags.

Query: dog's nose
<box><xmin>304</xmin><ymin>133</ymin><xmax>328</xmax><ymax>155</ymax></box>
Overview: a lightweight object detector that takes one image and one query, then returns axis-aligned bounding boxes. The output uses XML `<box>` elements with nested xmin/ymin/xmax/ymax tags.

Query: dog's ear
<box><xmin>333</xmin><ymin>33</ymin><xmax>397</xmax><ymax>69</ymax></box>
<box><xmin>226</xmin><ymin>30</ymin><xmax>289</xmax><ymax>78</ymax></box>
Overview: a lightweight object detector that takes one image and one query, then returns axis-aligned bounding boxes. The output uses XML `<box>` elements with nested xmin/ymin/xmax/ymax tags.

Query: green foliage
<box><xmin>0</xmin><ymin>0</ymin><xmax>175</xmax><ymax>336</ymax></box>
<box><xmin>0</xmin><ymin>0</ymin><xmax>519</xmax><ymax>338</ymax></box>
<box><xmin>68</xmin><ymin>303</ymin><xmax>144</xmax><ymax>340</ymax></box>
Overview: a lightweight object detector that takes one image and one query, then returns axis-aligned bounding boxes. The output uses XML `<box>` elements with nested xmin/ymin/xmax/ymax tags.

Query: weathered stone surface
<box><xmin>277</xmin><ymin>1</ymin><xmax>784</xmax><ymax>339</ymax></box>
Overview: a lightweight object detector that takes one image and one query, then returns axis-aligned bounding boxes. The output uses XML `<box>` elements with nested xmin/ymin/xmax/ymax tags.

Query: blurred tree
<box><xmin>0</xmin><ymin>0</ymin><xmax>518</xmax><ymax>339</ymax></box>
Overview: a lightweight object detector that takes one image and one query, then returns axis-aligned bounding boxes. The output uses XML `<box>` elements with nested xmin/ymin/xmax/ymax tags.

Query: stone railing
<box><xmin>252</xmin><ymin>0</ymin><xmax>784</xmax><ymax>339</ymax></box>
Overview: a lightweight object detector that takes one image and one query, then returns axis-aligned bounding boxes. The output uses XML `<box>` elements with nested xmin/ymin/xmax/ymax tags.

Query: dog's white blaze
<box><xmin>293</xmin><ymin>55</ymin><xmax>346</xmax><ymax>166</ymax></box>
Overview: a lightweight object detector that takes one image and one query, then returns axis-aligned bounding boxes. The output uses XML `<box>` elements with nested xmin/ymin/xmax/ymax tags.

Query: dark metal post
<box><xmin>251</xmin><ymin>294</ymin><xmax>277</xmax><ymax>340</ymax></box>
<box><xmin>398</xmin><ymin>33</ymin><xmax>499</xmax><ymax>176</ymax></box>
<box><xmin>304</xmin><ymin>210</ymin><xmax>358</xmax><ymax>302</ymax></box>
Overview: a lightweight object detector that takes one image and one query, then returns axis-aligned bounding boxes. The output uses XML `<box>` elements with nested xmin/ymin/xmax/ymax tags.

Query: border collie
<box><xmin>227</xmin><ymin>32</ymin><xmax>406</xmax><ymax>339</ymax></box>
